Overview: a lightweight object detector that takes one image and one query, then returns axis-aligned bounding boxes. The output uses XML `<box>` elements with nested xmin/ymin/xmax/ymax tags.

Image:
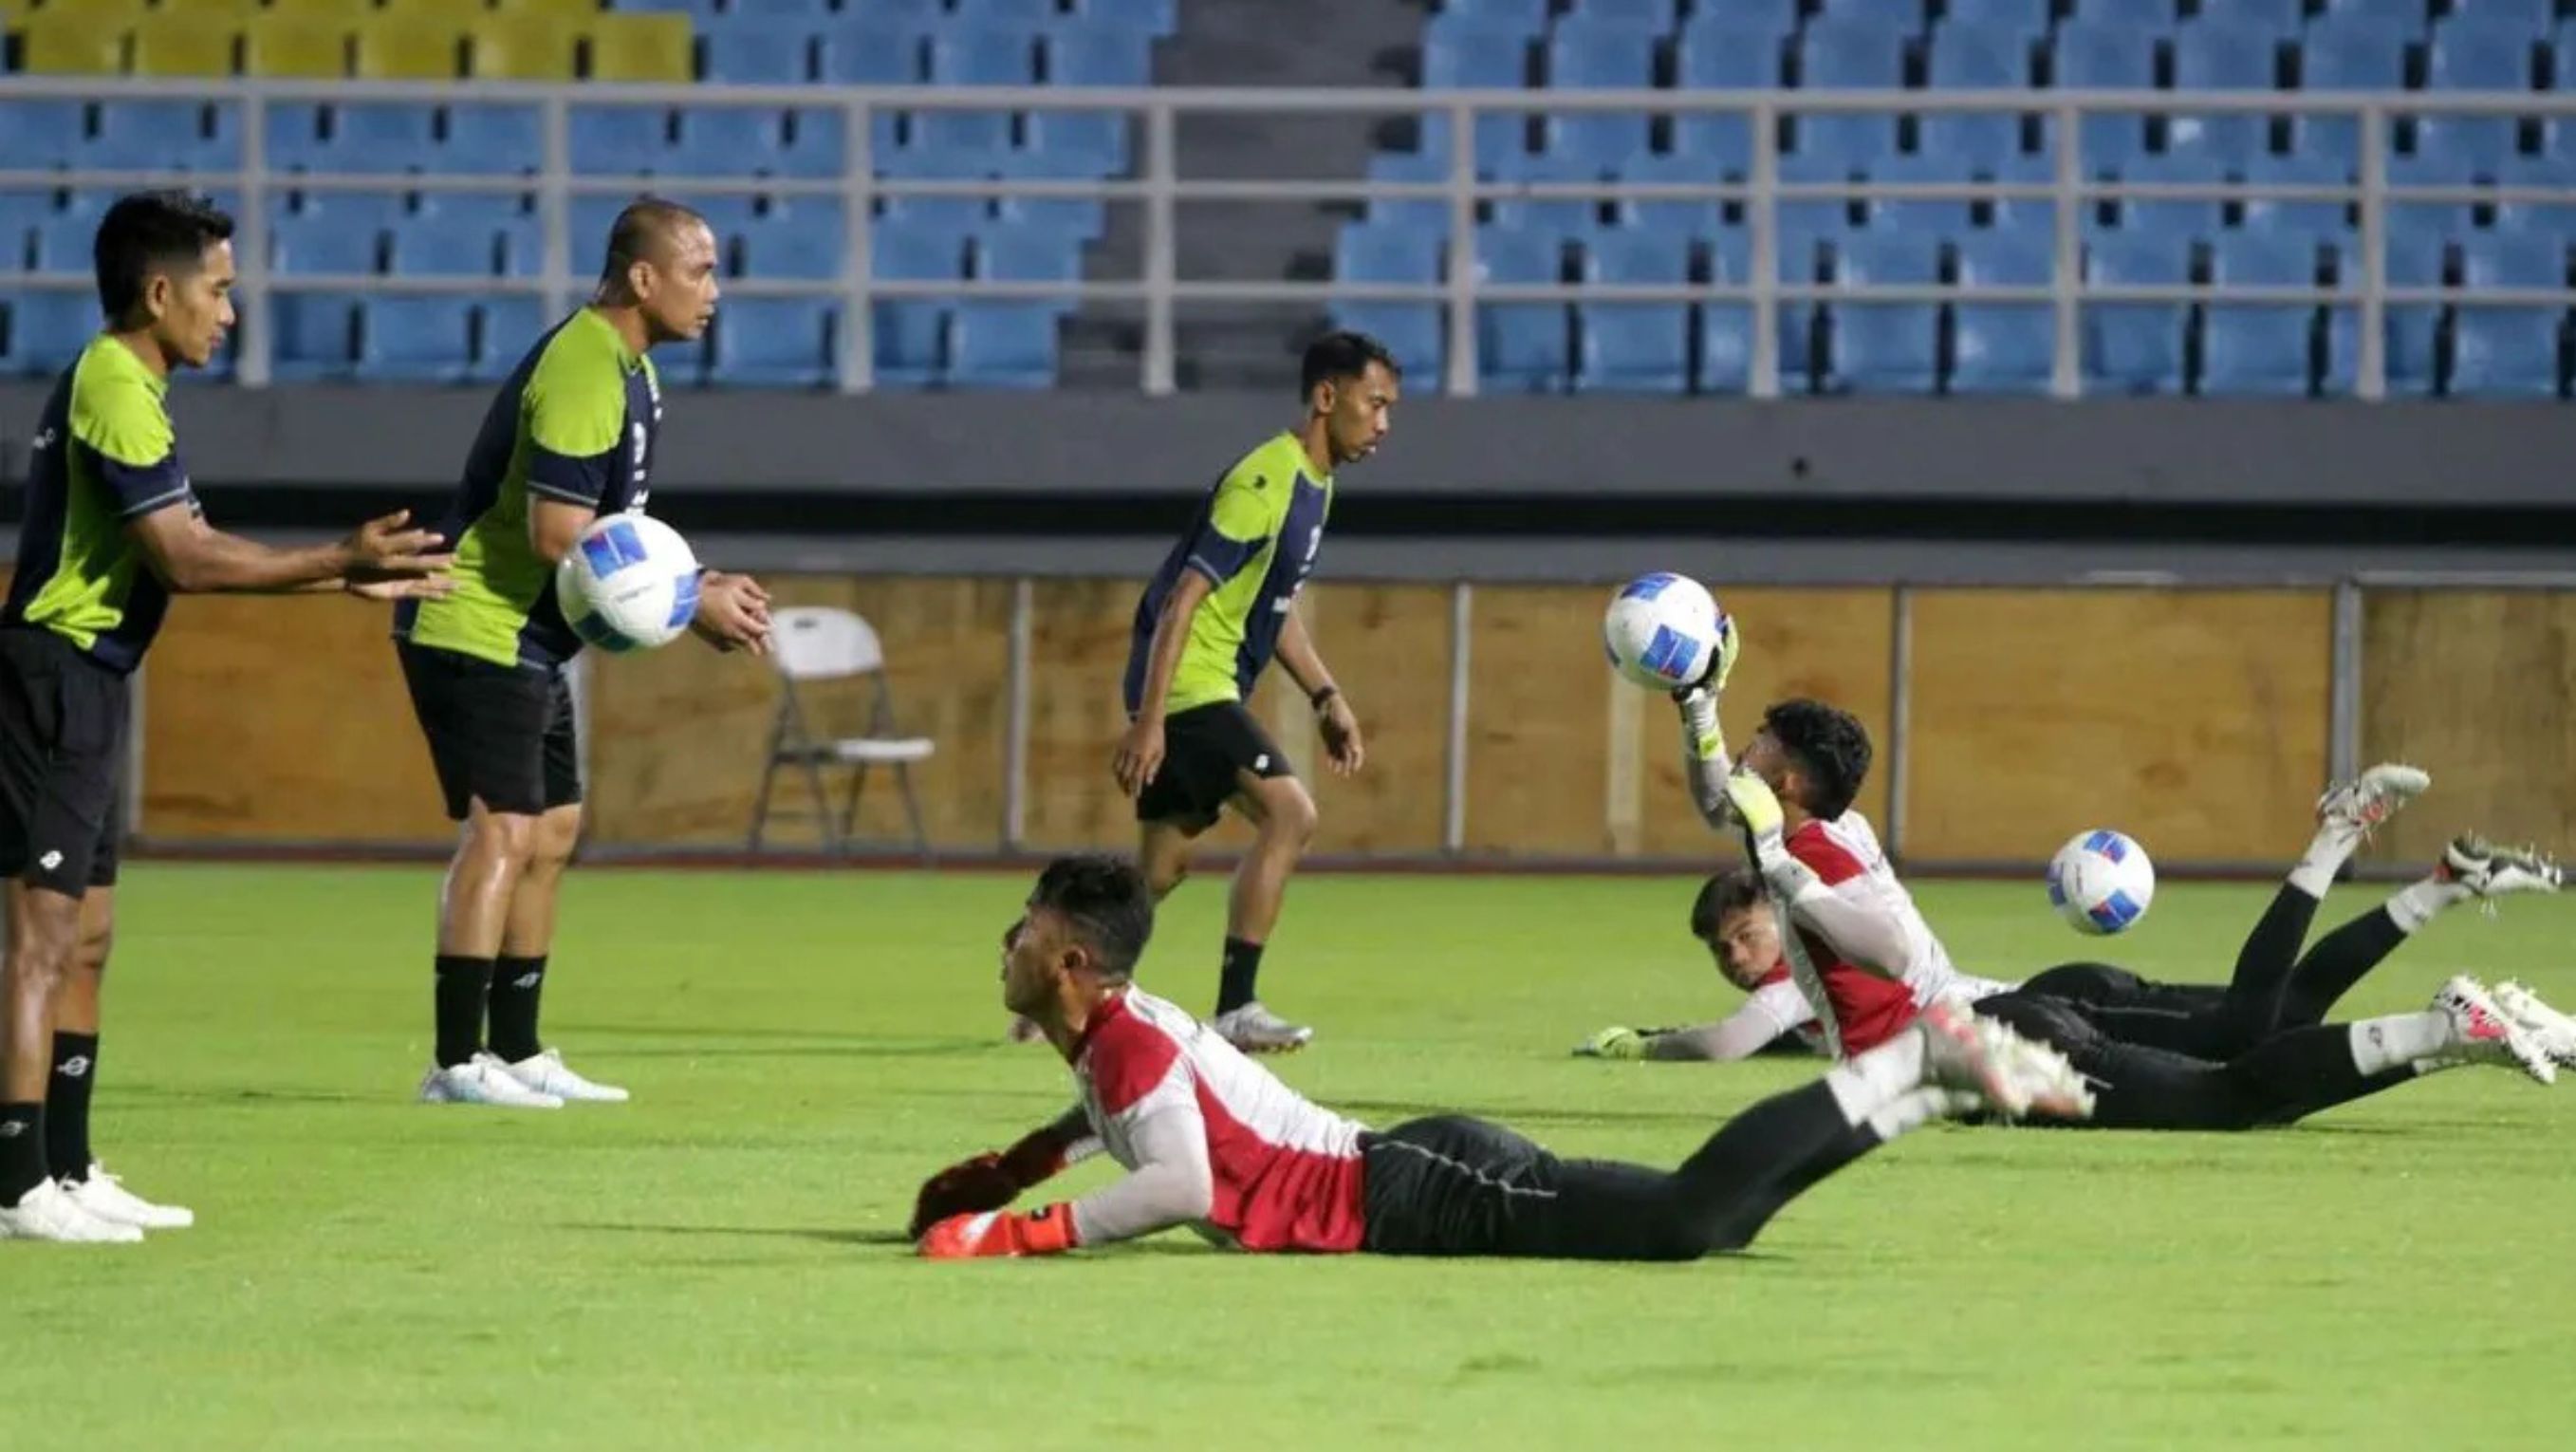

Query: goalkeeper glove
<box><xmin>1724</xmin><ymin>770</ymin><xmax>1788</xmax><ymax>863</ymax></box>
<box><xmin>1573</xmin><ymin>1026</ymin><xmax>1662</xmax><ymax>1060</ymax></box>
<box><xmin>1671</xmin><ymin>611</ymin><xmax>1741</xmax><ymax>700</ymax></box>
<box><xmin>917</xmin><ymin>1204</ymin><xmax>1080</xmax><ymax>1260</ymax></box>
<box><xmin>905</xmin><ymin>1132</ymin><xmax>1075</xmax><ymax>1238</ymax></box>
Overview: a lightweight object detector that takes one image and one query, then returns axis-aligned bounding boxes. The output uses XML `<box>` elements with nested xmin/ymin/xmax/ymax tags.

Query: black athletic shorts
<box><xmin>1136</xmin><ymin>699</ymin><xmax>1291</xmax><ymax>830</ymax></box>
<box><xmin>0</xmin><ymin>626</ymin><xmax>126</xmax><ymax>896</ymax></box>
<box><xmin>397</xmin><ymin>640</ymin><xmax>581</xmax><ymax>821</ymax></box>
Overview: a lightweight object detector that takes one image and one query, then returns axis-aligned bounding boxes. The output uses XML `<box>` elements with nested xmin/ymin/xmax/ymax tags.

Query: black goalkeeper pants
<box><xmin>1358</xmin><ymin>1080</ymin><xmax>1879</xmax><ymax>1261</ymax></box>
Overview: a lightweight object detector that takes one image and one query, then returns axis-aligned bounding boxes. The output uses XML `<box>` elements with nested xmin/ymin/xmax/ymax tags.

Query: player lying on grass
<box><xmin>1582</xmin><ymin>690</ymin><xmax>2569</xmax><ymax>1130</ymax></box>
<box><xmin>905</xmin><ymin>854</ymin><xmax>2092</xmax><ymax>1261</ymax></box>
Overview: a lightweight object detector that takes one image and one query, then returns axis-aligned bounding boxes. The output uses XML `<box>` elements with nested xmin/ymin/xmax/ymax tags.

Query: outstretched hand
<box><xmin>343</xmin><ymin>510</ymin><xmax>450</xmax><ymax>577</ymax></box>
<box><xmin>691</xmin><ymin>570</ymin><xmax>773</xmax><ymax>656</ymax></box>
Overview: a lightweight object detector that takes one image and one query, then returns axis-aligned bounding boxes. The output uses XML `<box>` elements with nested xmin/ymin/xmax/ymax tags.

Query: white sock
<box><xmin>2288</xmin><ymin>821</ymin><xmax>2365</xmax><ymax>899</ymax></box>
<box><xmin>1863</xmin><ymin>1086</ymin><xmax>1951</xmax><ymax>1142</ymax></box>
<box><xmin>1824</xmin><ymin>1030</ymin><xmax>1927</xmax><ymax>1126</ymax></box>
<box><xmin>2348</xmin><ymin>1011</ymin><xmax>2453</xmax><ymax>1076</ymax></box>
<box><xmin>2385</xmin><ymin>876</ymin><xmax>2473</xmax><ymax>935</ymax></box>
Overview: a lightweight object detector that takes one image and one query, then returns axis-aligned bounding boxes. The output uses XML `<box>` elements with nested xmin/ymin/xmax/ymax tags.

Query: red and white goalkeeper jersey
<box><xmin>1070</xmin><ymin>987</ymin><xmax>1369</xmax><ymax>1253</ymax></box>
<box><xmin>1778</xmin><ymin>811</ymin><xmax>2009</xmax><ymax>1056</ymax></box>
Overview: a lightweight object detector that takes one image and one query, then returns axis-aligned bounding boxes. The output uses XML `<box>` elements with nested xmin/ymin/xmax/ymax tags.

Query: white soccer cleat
<box><xmin>1918</xmin><ymin>1002</ymin><xmax>2095</xmax><ymax>1121</ymax></box>
<box><xmin>2433</xmin><ymin>975</ymin><xmax>2557</xmax><ymax>1086</ymax></box>
<box><xmin>499</xmin><ymin>1049</ymin><xmax>629</xmax><ymax>1104</ymax></box>
<box><xmin>0</xmin><ymin>1177</ymin><xmax>143</xmax><ymax>1244</ymax></box>
<box><xmin>2437</xmin><ymin>835</ymin><xmax>2563</xmax><ymax>903</ymax></box>
<box><xmin>418</xmin><ymin>1052</ymin><xmax>565</xmax><ymax>1108</ymax></box>
<box><xmin>2490</xmin><ymin>981</ymin><xmax>2576</xmax><ymax>1070</ymax></box>
<box><xmin>2315</xmin><ymin>763</ymin><xmax>2431</xmax><ymax>839</ymax></box>
<box><xmin>63</xmin><ymin>1163</ymin><xmax>193</xmax><ymax>1230</ymax></box>
<box><xmin>1210</xmin><ymin>1001</ymin><xmax>1314</xmax><ymax>1054</ymax></box>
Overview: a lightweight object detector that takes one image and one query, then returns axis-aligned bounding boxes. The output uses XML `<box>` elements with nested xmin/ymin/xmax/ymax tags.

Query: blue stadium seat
<box><xmin>2295</xmin><ymin>16</ymin><xmax>2408</xmax><ymax>161</ymax></box>
<box><xmin>390</xmin><ymin>217</ymin><xmax>502</xmax><ymax>277</ymax></box>
<box><xmin>0</xmin><ymin>102</ymin><xmax>84</xmax><ymax>170</ymax></box>
<box><xmin>1697</xmin><ymin>229</ymin><xmax>1755</xmax><ymax>393</ymax></box>
<box><xmin>703</xmin><ymin>22</ymin><xmax>816</xmax><ymax>84</ymax></box>
<box><xmin>742</xmin><ymin>204</ymin><xmax>851</xmax><ymax>280</ymax></box>
<box><xmin>415</xmin><ymin>191</ymin><xmax>529</xmax><ymax>230</ymax></box>
<box><xmin>270</xmin><ymin>215</ymin><xmax>380</xmax><ymax>276</ymax></box>
<box><xmin>1784</xmin><ymin>116</ymin><xmax>1899</xmax><ymax>183</ymax></box>
<box><xmin>1585</xmin><ymin>229</ymin><xmax>1688</xmax><ymax>287</ymax></box>
<box><xmin>818</xmin><ymin>23</ymin><xmax>924</xmax><ymax>84</ymax></box>
<box><xmin>1952</xmin><ymin>226</ymin><xmax>2056</xmax><ymax>395</ymax></box>
<box><xmin>992</xmin><ymin>146</ymin><xmax>1109</xmax><ymax>239</ymax></box>
<box><xmin>1807</xmin><ymin>0</ymin><xmax>1925</xmax><ymax>32</ymax></box>
<box><xmin>2170</xmin><ymin>23</ymin><xmax>2284</xmax><ymax>165</ymax></box>
<box><xmin>1474</xmin><ymin>228</ymin><xmax>1566</xmax><ymax>392</ymax></box>
<box><xmin>2454</xmin><ymin>231</ymin><xmax>2567</xmax><ymax>397</ymax></box>
<box><xmin>269</xmin><ymin>293</ymin><xmax>362</xmax><ymax>382</ymax></box>
<box><xmin>2443</xmin><ymin>0</ymin><xmax>2552</xmax><ymax>33</ymax></box>
<box><xmin>1918</xmin><ymin>112</ymin><xmax>2050</xmax><ymax>180</ymax></box>
<box><xmin>930</xmin><ymin>26</ymin><xmax>1037</xmax><ymax>85</ymax></box>
<box><xmin>2204</xmin><ymin>230</ymin><xmax>2322</xmax><ymax>396</ymax></box>
<box><xmin>2084</xmin><ymin>231</ymin><xmax>2191</xmax><ymax>395</ymax></box>
<box><xmin>728</xmin><ymin>0</ymin><xmax>833</xmax><ymax>17</ymax></box>
<box><xmin>29</xmin><ymin>212</ymin><xmax>93</xmax><ymax>273</ymax></box>
<box><xmin>872</xmin><ymin>224</ymin><xmax>963</xmax><ymax>388</ymax></box>
<box><xmin>0</xmin><ymin>292</ymin><xmax>98</xmax><ymax>378</ymax></box>
<box><xmin>1489</xmin><ymin>153</ymin><xmax>1606</xmax><ymax>235</ymax></box>
<box><xmin>570</xmin><ymin>107</ymin><xmax>668</xmax><ymax>176</ymax></box>
<box><xmin>1616</xmin><ymin>152</ymin><xmax>1727</xmax><ymax>238</ymax></box>
<box><xmin>331</xmin><ymin>102</ymin><xmax>441</xmax><ymax>173</ymax></box>
<box><xmin>1545</xmin><ymin>20</ymin><xmax>1654</xmax><ymax>166</ymax></box>
<box><xmin>1576</xmin><ymin>305</ymin><xmax>1690</xmax><ymax>393</ymax></box>
<box><xmin>1868</xmin><ymin>152</ymin><xmax>1974</xmax><ymax>235</ymax></box>
<box><xmin>271</xmin><ymin>190</ymin><xmax>410</xmax><ymax>234</ymax></box>
<box><xmin>1946</xmin><ymin>0</ymin><xmax>2049</xmax><ymax>28</ymax></box>
<box><xmin>670</xmin><ymin>106</ymin><xmax>791</xmax><ymax>177</ymax></box>
<box><xmin>1327</xmin><ymin>302</ymin><xmax>1443</xmax><ymax>380</ymax></box>
<box><xmin>2426</xmin><ymin>21</ymin><xmax>2536</xmax><ymax>90</ymax></box>
<box><xmin>2320</xmin><ymin>228</ymin><xmax>2446</xmax><ymax>396</ymax></box>
<box><xmin>1440</xmin><ymin>0</ymin><xmax>1549</xmax><ymax>31</ymax></box>
<box><xmin>978</xmin><ymin>229</ymin><xmax>1082</xmax><ymax>313</ymax></box>
<box><xmin>1047</xmin><ymin>27</ymin><xmax>1151</xmax><ymax>86</ymax></box>
<box><xmin>714</xmin><ymin>297</ymin><xmax>836</xmax><ymax>387</ymax></box>
<box><xmin>907</xmin><ymin>107</ymin><xmax>1014</xmax><ymax>158</ymax></box>
<box><xmin>1927</xmin><ymin>23</ymin><xmax>2032</xmax><ymax>88</ymax></box>
<box><xmin>1800</xmin><ymin>21</ymin><xmax>1906</xmax><ymax>93</ymax></box>
<box><xmin>473</xmin><ymin>295</ymin><xmax>551</xmax><ymax>382</ymax></box>
<box><xmin>358</xmin><ymin>297</ymin><xmax>474</xmax><ymax>382</ymax></box>
<box><xmin>1678</xmin><ymin>20</ymin><xmax>1787</xmax><ymax>84</ymax></box>
<box><xmin>2187</xmin><ymin>0</ymin><xmax>2303</xmax><ymax>42</ymax></box>
<box><xmin>1073</xmin><ymin>0</ymin><xmax>1176</xmax><ymax>37</ymax></box>
<box><xmin>878</xmin><ymin>144</ymin><xmax>994</xmax><ymax>233</ymax></box>
<box><xmin>87</xmin><ymin>102</ymin><xmax>239</xmax><ymax>172</ymax></box>
<box><xmin>2238</xmin><ymin>153</ymin><xmax>2353</xmax><ymax>241</ymax></box>
<box><xmin>1416</xmin><ymin>112</ymin><xmax>1536</xmax><ymax>180</ymax></box>
<box><xmin>2114</xmin><ymin>151</ymin><xmax>2230</xmax><ymax>239</ymax></box>
<box><xmin>0</xmin><ymin>194</ymin><xmax>52</xmax><ymax>268</ymax></box>
<box><xmin>2314</xmin><ymin>0</ymin><xmax>2426</xmax><ymax>28</ymax></box>
<box><xmin>619</xmin><ymin>0</ymin><xmax>723</xmax><ymax>14</ymax></box>
<box><xmin>1570</xmin><ymin>0</ymin><xmax>1677</xmax><ymax>28</ymax></box>
<box><xmin>954</xmin><ymin>0</ymin><xmax>1064</xmax><ymax>25</ymax></box>
<box><xmin>1826</xmin><ymin>231</ymin><xmax>1940</xmax><ymax>395</ymax></box>
<box><xmin>1362</xmin><ymin>150</ymin><xmax>1453</xmax><ymax>233</ymax></box>
<box><xmin>440</xmin><ymin>105</ymin><xmax>544</xmax><ymax>176</ymax></box>
<box><xmin>2396</xmin><ymin>115</ymin><xmax>2519</xmax><ymax>182</ymax></box>
<box><xmin>949</xmin><ymin>301</ymin><xmax>1057</xmax><ymax>388</ymax></box>
<box><xmin>1023</xmin><ymin>109</ymin><xmax>1126</xmax><ymax>174</ymax></box>
<box><xmin>1423</xmin><ymin>17</ymin><xmax>1529</xmax><ymax>89</ymax></box>
<box><xmin>775</xmin><ymin>109</ymin><xmax>850</xmax><ymax>179</ymax></box>
<box><xmin>264</xmin><ymin>104</ymin><xmax>331</xmax><ymax>173</ymax></box>
<box><xmin>1337</xmin><ymin>222</ymin><xmax>1442</xmax><ymax>285</ymax></box>
<box><xmin>2055</xmin><ymin>21</ymin><xmax>2159</xmax><ymax>169</ymax></box>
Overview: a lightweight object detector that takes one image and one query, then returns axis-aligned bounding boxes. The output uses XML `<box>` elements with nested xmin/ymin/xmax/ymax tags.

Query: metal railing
<box><xmin>6</xmin><ymin>77</ymin><xmax>2576</xmax><ymax>399</ymax></box>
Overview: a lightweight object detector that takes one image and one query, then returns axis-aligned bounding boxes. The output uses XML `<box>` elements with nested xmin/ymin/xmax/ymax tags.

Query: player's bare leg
<box><xmin>49</xmin><ymin>889</ymin><xmax>187</xmax><ymax>1230</ymax></box>
<box><xmin>1209</xmin><ymin>772</ymin><xmax>1318</xmax><ymax>1053</ymax></box>
<box><xmin>0</xmin><ymin>882</ymin><xmax>136</xmax><ymax>1241</ymax></box>
<box><xmin>491</xmin><ymin>805</ymin><xmax>622</xmax><ymax>1103</ymax></box>
<box><xmin>418</xmin><ymin>801</ymin><xmax>561</xmax><ymax>1108</ymax></box>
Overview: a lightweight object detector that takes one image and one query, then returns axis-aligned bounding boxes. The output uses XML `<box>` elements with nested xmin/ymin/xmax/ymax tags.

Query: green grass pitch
<box><xmin>8</xmin><ymin>863</ymin><xmax>2572</xmax><ymax>1450</ymax></box>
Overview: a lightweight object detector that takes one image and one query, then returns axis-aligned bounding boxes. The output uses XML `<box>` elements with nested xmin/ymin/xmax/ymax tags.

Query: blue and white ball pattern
<box><xmin>556</xmin><ymin>512</ymin><xmax>702</xmax><ymax>653</ymax></box>
<box><xmin>1603</xmin><ymin>571</ymin><xmax>1731</xmax><ymax>692</ymax></box>
<box><xmin>2048</xmin><ymin>828</ymin><xmax>2157</xmax><ymax>936</ymax></box>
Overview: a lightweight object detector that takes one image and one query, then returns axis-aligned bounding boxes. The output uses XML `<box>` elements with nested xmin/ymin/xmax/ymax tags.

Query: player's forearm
<box><xmin>1649</xmin><ymin>1010</ymin><xmax>1791</xmax><ymax>1062</ymax></box>
<box><xmin>158</xmin><ymin>531</ymin><xmax>355</xmax><ymax>594</ymax></box>
<box><xmin>1275</xmin><ymin>608</ymin><xmax>1335</xmax><ymax>699</ymax></box>
<box><xmin>1676</xmin><ymin>691</ymin><xmax>1735</xmax><ymax>829</ymax></box>
<box><xmin>1067</xmin><ymin>1161</ymin><xmax>1213</xmax><ymax>1247</ymax></box>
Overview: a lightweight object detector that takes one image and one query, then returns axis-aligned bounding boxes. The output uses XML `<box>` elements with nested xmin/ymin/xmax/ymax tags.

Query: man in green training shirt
<box><xmin>0</xmin><ymin>192</ymin><xmax>450</xmax><ymax>1244</ymax></box>
<box><xmin>394</xmin><ymin>197</ymin><xmax>770</xmax><ymax>1110</ymax></box>
<box><xmin>1098</xmin><ymin>331</ymin><xmax>1398</xmax><ymax>1053</ymax></box>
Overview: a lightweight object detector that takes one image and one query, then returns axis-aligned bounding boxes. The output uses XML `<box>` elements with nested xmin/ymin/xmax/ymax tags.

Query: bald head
<box><xmin>593</xmin><ymin>196</ymin><xmax>720</xmax><ymax>345</ymax></box>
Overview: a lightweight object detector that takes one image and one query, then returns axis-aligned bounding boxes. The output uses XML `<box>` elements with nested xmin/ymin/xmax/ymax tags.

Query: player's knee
<box><xmin>75</xmin><ymin>921</ymin><xmax>113</xmax><ymax>975</ymax></box>
<box><xmin>463</xmin><ymin>808</ymin><xmax>541</xmax><ymax>865</ymax></box>
<box><xmin>531</xmin><ymin>810</ymin><xmax>581</xmax><ymax>870</ymax></box>
<box><xmin>6</xmin><ymin>899</ymin><xmax>83</xmax><ymax>984</ymax></box>
<box><xmin>1144</xmin><ymin>858</ymin><xmax>1188</xmax><ymax>898</ymax></box>
<box><xmin>1263</xmin><ymin>785</ymin><xmax>1319</xmax><ymax>847</ymax></box>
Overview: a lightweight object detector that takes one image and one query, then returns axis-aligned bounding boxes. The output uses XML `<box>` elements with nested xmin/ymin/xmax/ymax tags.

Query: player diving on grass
<box><xmin>395</xmin><ymin>197</ymin><xmax>773</xmax><ymax>1110</ymax></box>
<box><xmin>1575</xmin><ymin>683</ymin><xmax>2572</xmax><ymax>1129</ymax></box>
<box><xmin>1074</xmin><ymin>331</ymin><xmax>1395</xmax><ymax>1055</ymax></box>
<box><xmin>906</xmin><ymin>854</ymin><xmax>2091</xmax><ymax>1262</ymax></box>
<box><xmin>1</xmin><ymin>193</ymin><xmax>453</xmax><ymax>1243</ymax></box>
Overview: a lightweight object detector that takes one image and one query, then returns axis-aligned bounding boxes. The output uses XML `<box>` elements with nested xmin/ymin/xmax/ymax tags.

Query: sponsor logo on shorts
<box><xmin>38</xmin><ymin>851</ymin><xmax>62</xmax><ymax>872</ymax></box>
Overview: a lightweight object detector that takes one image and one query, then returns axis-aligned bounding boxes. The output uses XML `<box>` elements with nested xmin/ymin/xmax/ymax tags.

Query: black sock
<box><xmin>2218</xmin><ymin>884</ymin><xmax>2320</xmax><ymax>1045</ymax></box>
<box><xmin>2278</xmin><ymin>908</ymin><xmax>2413</xmax><ymax>1029</ymax></box>
<box><xmin>434</xmin><ymin>955</ymin><xmax>493</xmax><ymax>1069</ymax></box>
<box><xmin>488</xmin><ymin>954</ymin><xmax>547</xmax><ymax>1064</ymax></box>
<box><xmin>0</xmin><ymin>1102</ymin><xmax>45</xmax><ymax>1204</ymax></box>
<box><xmin>1214</xmin><ymin>938</ymin><xmax>1264</xmax><ymax>1016</ymax></box>
<box><xmin>45</xmin><ymin>1032</ymin><xmax>97</xmax><ymax>1182</ymax></box>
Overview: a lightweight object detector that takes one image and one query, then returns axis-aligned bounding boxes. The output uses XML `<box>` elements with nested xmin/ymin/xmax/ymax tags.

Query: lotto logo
<box><xmin>57</xmin><ymin>1055</ymin><xmax>90</xmax><ymax>1078</ymax></box>
<box><xmin>1253</xmin><ymin>754</ymin><xmax>1270</xmax><ymax>772</ymax></box>
<box><xmin>37</xmin><ymin>850</ymin><xmax>62</xmax><ymax>872</ymax></box>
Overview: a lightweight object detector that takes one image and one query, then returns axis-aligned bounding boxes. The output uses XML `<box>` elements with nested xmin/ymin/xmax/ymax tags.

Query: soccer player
<box><xmin>1096</xmin><ymin>330</ymin><xmax>1394</xmax><ymax>1054</ymax></box>
<box><xmin>1677</xmin><ymin>693</ymin><xmax>2565</xmax><ymax>1128</ymax></box>
<box><xmin>0</xmin><ymin>191</ymin><xmax>452</xmax><ymax>1243</ymax></box>
<box><xmin>904</xmin><ymin>854</ymin><xmax>2091</xmax><ymax>1261</ymax></box>
<box><xmin>394</xmin><ymin>197</ymin><xmax>771</xmax><ymax>1110</ymax></box>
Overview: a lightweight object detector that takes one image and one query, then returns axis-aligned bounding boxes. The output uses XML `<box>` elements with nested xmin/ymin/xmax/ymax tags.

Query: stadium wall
<box><xmin>116</xmin><ymin>574</ymin><xmax>2576</xmax><ymax>872</ymax></box>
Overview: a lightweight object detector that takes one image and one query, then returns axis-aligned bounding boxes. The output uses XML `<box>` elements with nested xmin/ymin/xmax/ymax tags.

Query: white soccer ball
<box><xmin>2048</xmin><ymin>829</ymin><xmax>2157</xmax><ymax>936</ymax></box>
<box><xmin>1603</xmin><ymin>571</ymin><xmax>1731</xmax><ymax>692</ymax></box>
<box><xmin>556</xmin><ymin>512</ymin><xmax>701</xmax><ymax>653</ymax></box>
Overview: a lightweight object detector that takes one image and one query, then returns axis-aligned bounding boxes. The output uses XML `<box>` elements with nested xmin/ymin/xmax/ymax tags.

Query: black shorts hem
<box><xmin>1135</xmin><ymin>699</ymin><xmax>1292</xmax><ymax>829</ymax></box>
<box><xmin>397</xmin><ymin>640</ymin><xmax>582</xmax><ymax>823</ymax></box>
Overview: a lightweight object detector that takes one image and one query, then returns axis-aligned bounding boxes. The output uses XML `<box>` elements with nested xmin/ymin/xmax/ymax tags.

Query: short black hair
<box><xmin>1030</xmin><ymin>853</ymin><xmax>1156</xmax><ymax>980</ymax></box>
<box><xmin>1301</xmin><ymin>329</ymin><xmax>1398</xmax><ymax>398</ymax></box>
<box><xmin>1761</xmin><ymin>698</ymin><xmax>1873</xmax><ymax>821</ymax></box>
<box><xmin>1689</xmin><ymin>866</ymin><xmax>1765</xmax><ymax>941</ymax></box>
<box><xmin>94</xmin><ymin>190</ymin><xmax>233</xmax><ymax>326</ymax></box>
<box><xmin>599</xmin><ymin>196</ymin><xmax>709</xmax><ymax>290</ymax></box>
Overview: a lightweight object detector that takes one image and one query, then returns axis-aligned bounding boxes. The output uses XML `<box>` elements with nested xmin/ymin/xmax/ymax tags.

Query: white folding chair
<box><xmin>748</xmin><ymin>605</ymin><xmax>936</xmax><ymax>860</ymax></box>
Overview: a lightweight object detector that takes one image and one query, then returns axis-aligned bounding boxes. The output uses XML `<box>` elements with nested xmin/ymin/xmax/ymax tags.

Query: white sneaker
<box><xmin>63</xmin><ymin>1163</ymin><xmax>193</xmax><ymax>1229</ymax></box>
<box><xmin>2316</xmin><ymin>763</ymin><xmax>2431</xmax><ymax>838</ymax></box>
<box><xmin>2438</xmin><ymin>835</ymin><xmax>2564</xmax><ymax>902</ymax></box>
<box><xmin>2490</xmin><ymin>981</ymin><xmax>2576</xmax><ymax>1070</ymax></box>
<box><xmin>499</xmin><ymin>1048</ymin><xmax>628</xmax><ymax>1104</ymax></box>
<box><xmin>1211</xmin><ymin>1001</ymin><xmax>1314</xmax><ymax>1054</ymax></box>
<box><xmin>2432</xmin><ymin>975</ymin><xmax>2557</xmax><ymax>1086</ymax></box>
<box><xmin>418</xmin><ymin>1052</ymin><xmax>565</xmax><ymax>1108</ymax></box>
<box><xmin>0</xmin><ymin>1177</ymin><xmax>142</xmax><ymax>1243</ymax></box>
<box><xmin>1918</xmin><ymin>1002</ymin><xmax>2095</xmax><ymax>1121</ymax></box>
